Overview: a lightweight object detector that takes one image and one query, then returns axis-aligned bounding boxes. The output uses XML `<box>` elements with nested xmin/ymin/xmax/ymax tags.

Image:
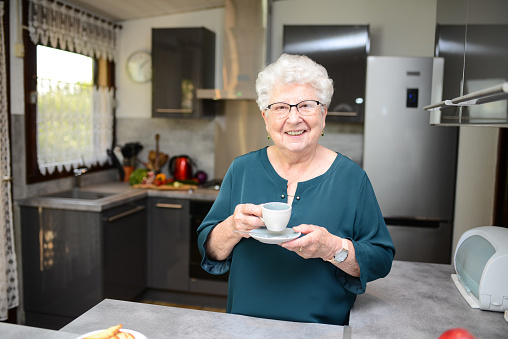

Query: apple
<box><xmin>438</xmin><ymin>328</ymin><xmax>475</xmax><ymax>339</ymax></box>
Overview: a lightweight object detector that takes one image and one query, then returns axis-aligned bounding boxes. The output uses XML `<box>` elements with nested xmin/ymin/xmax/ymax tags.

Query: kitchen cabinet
<box><xmin>20</xmin><ymin>199</ymin><xmax>147</xmax><ymax>330</ymax></box>
<box><xmin>431</xmin><ymin>0</ymin><xmax>508</xmax><ymax>126</ymax></box>
<box><xmin>152</xmin><ymin>27</ymin><xmax>216</xmax><ymax>119</ymax></box>
<box><xmin>102</xmin><ymin>201</ymin><xmax>147</xmax><ymax>299</ymax></box>
<box><xmin>283</xmin><ymin>25</ymin><xmax>369</xmax><ymax>123</ymax></box>
<box><xmin>147</xmin><ymin>197</ymin><xmax>190</xmax><ymax>291</ymax></box>
<box><xmin>147</xmin><ymin>197</ymin><xmax>228</xmax><ymax>296</ymax></box>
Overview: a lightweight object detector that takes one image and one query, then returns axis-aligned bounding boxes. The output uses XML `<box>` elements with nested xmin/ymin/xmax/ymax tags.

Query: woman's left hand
<box><xmin>280</xmin><ymin>224</ymin><xmax>341</xmax><ymax>260</ymax></box>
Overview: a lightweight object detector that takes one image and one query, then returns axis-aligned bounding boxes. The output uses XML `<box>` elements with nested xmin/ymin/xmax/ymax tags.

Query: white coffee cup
<box><xmin>261</xmin><ymin>202</ymin><xmax>292</xmax><ymax>232</ymax></box>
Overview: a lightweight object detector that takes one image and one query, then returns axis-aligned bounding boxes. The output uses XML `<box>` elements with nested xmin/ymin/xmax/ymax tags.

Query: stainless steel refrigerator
<box><xmin>363</xmin><ymin>56</ymin><xmax>458</xmax><ymax>264</ymax></box>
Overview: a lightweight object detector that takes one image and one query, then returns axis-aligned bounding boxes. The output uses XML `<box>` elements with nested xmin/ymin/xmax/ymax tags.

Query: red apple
<box><xmin>439</xmin><ymin>328</ymin><xmax>475</xmax><ymax>339</ymax></box>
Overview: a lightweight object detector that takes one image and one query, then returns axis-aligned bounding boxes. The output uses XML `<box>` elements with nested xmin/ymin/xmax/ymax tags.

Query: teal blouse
<box><xmin>197</xmin><ymin>148</ymin><xmax>395</xmax><ymax>325</ymax></box>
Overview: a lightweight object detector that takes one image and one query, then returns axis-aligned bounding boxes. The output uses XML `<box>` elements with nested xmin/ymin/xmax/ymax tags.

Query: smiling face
<box><xmin>262</xmin><ymin>83</ymin><xmax>327</xmax><ymax>155</ymax></box>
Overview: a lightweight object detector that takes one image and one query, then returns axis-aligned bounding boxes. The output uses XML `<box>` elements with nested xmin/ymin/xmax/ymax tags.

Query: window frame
<box><xmin>23</xmin><ymin>4</ymin><xmax>116</xmax><ymax>184</ymax></box>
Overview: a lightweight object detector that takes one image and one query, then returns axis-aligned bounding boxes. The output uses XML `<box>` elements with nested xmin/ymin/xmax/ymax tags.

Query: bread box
<box><xmin>452</xmin><ymin>226</ymin><xmax>508</xmax><ymax>312</ymax></box>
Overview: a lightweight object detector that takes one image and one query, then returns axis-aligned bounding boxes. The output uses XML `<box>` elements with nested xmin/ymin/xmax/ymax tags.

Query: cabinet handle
<box><xmin>107</xmin><ymin>205</ymin><xmax>146</xmax><ymax>222</ymax></box>
<box><xmin>155</xmin><ymin>203</ymin><xmax>183</xmax><ymax>209</ymax></box>
<box><xmin>327</xmin><ymin>111</ymin><xmax>358</xmax><ymax>117</ymax></box>
<box><xmin>156</xmin><ymin>108</ymin><xmax>193</xmax><ymax>114</ymax></box>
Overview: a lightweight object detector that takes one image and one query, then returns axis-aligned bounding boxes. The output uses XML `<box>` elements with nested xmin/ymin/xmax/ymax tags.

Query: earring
<box><xmin>267</xmin><ymin>133</ymin><xmax>271</xmax><ymax>140</ymax></box>
<box><xmin>321</xmin><ymin>130</ymin><xmax>324</xmax><ymax>137</ymax></box>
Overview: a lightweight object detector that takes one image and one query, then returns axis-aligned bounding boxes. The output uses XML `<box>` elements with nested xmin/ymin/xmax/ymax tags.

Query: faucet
<box><xmin>73</xmin><ymin>167</ymin><xmax>88</xmax><ymax>188</ymax></box>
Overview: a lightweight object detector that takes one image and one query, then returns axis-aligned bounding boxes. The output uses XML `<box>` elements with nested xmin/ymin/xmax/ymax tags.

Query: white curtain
<box><xmin>27</xmin><ymin>0</ymin><xmax>118</xmax><ymax>61</ymax></box>
<box><xmin>36</xmin><ymin>80</ymin><xmax>114</xmax><ymax>175</ymax></box>
<box><xmin>0</xmin><ymin>1</ymin><xmax>20</xmax><ymax>321</ymax></box>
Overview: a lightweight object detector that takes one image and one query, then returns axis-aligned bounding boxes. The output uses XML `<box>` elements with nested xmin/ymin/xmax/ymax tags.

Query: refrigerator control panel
<box><xmin>406</xmin><ymin>88</ymin><xmax>419</xmax><ymax>108</ymax></box>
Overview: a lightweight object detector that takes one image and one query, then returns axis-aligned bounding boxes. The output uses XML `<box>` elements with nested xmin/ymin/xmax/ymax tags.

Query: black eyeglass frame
<box><xmin>265</xmin><ymin>100</ymin><xmax>325</xmax><ymax>114</ymax></box>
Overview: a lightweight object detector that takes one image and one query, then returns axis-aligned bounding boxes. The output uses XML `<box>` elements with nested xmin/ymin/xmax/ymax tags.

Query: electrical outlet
<box><xmin>14</xmin><ymin>43</ymin><xmax>24</xmax><ymax>58</ymax></box>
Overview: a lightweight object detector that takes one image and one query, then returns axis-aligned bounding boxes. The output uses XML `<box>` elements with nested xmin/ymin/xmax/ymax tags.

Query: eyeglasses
<box><xmin>266</xmin><ymin>100</ymin><xmax>324</xmax><ymax>118</ymax></box>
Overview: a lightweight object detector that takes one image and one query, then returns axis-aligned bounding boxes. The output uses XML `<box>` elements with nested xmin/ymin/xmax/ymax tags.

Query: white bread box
<box><xmin>452</xmin><ymin>226</ymin><xmax>508</xmax><ymax>312</ymax></box>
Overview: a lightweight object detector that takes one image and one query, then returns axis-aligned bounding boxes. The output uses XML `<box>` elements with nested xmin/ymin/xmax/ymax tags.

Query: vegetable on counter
<box><xmin>129</xmin><ymin>168</ymin><xmax>149</xmax><ymax>186</ymax></box>
<box><xmin>130</xmin><ymin>169</ymin><xmax>198</xmax><ymax>190</ymax></box>
<box><xmin>155</xmin><ymin>173</ymin><xmax>166</xmax><ymax>186</ymax></box>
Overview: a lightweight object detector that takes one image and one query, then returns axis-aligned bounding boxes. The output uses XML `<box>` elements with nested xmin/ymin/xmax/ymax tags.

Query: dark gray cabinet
<box><xmin>147</xmin><ymin>197</ymin><xmax>228</xmax><ymax>297</ymax></box>
<box><xmin>20</xmin><ymin>199</ymin><xmax>147</xmax><ymax>330</ymax></box>
<box><xmin>102</xmin><ymin>202</ymin><xmax>147</xmax><ymax>299</ymax></box>
<box><xmin>148</xmin><ymin>197</ymin><xmax>190</xmax><ymax>291</ymax></box>
<box><xmin>152</xmin><ymin>27</ymin><xmax>216</xmax><ymax>119</ymax></box>
<box><xmin>283</xmin><ymin>25</ymin><xmax>369</xmax><ymax>123</ymax></box>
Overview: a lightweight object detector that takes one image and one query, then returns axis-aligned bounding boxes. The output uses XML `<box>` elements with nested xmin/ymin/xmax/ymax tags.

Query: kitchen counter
<box><xmin>59</xmin><ymin>299</ymin><xmax>346</xmax><ymax>339</ymax></box>
<box><xmin>350</xmin><ymin>260</ymin><xmax>507</xmax><ymax>338</ymax></box>
<box><xmin>16</xmin><ymin>182</ymin><xmax>219</xmax><ymax>212</ymax></box>
<box><xmin>2</xmin><ymin>260</ymin><xmax>506</xmax><ymax>338</ymax></box>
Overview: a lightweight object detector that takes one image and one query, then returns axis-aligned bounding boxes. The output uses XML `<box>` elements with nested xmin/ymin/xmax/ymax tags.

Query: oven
<box><xmin>189</xmin><ymin>200</ymin><xmax>229</xmax><ymax>295</ymax></box>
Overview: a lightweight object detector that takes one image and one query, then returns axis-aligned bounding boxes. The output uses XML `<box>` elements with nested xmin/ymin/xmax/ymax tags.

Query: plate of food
<box><xmin>76</xmin><ymin>324</ymin><xmax>146</xmax><ymax>339</ymax></box>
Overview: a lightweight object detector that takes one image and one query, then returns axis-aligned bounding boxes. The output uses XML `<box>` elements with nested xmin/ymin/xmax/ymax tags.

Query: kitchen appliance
<box><xmin>169</xmin><ymin>155</ymin><xmax>194</xmax><ymax>181</ymax></box>
<box><xmin>196</xmin><ymin>0</ymin><xmax>267</xmax><ymax>100</ymax></box>
<box><xmin>452</xmin><ymin>226</ymin><xmax>508</xmax><ymax>312</ymax></box>
<box><xmin>196</xmin><ymin>0</ymin><xmax>271</xmax><ymax>178</ymax></box>
<box><xmin>189</xmin><ymin>200</ymin><xmax>229</xmax><ymax>287</ymax></box>
<box><xmin>363</xmin><ymin>56</ymin><xmax>458</xmax><ymax>264</ymax></box>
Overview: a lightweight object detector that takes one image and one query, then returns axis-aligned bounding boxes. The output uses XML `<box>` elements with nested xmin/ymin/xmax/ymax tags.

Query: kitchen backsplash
<box><xmin>117</xmin><ymin>117</ymin><xmax>364</xmax><ymax>180</ymax></box>
<box><xmin>116</xmin><ymin>117</ymin><xmax>216</xmax><ymax>179</ymax></box>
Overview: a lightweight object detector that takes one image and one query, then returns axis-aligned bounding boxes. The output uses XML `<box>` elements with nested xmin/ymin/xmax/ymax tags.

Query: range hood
<box><xmin>196</xmin><ymin>0</ymin><xmax>267</xmax><ymax>100</ymax></box>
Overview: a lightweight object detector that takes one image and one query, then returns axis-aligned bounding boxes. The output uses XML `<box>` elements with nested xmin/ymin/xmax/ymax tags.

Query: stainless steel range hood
<box><xmin>197</xmin><ymin>0</ymin><xmax>267</xmax><ymax>100</ymax></box>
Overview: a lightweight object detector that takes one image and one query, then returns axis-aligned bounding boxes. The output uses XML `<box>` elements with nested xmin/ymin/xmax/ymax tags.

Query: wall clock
<box><xmin>126</xmin><ymin>51</ymin><xmax>152</xmax><ymax>83</ymax></box>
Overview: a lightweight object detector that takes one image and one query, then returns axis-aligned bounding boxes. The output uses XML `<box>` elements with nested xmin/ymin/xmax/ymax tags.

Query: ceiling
<box><xmin>63</xmin><ymin>0</ymin><xmax>226</xmax><ymax>22</ymax></box>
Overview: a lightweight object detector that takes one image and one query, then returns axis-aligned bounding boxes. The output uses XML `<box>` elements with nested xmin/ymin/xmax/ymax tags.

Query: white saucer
<box><xmin>77</xmin><ymin>329</ymin><xmax>147</xmax><ymax>339</ymax></box>
<box><xmin>249</xmin><ymin>228</ymin><xmax>301</xmax><ymax>244</ymax></box>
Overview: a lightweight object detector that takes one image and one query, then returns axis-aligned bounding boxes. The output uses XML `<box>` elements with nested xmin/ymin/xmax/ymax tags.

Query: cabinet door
<box><xmin>102</xmin><ymin>200</ymin><xmax>147</xmax><ymax>300</ymax></box>
<box><xmin>148</xmin><ymin>198</ymin><xmax>190</xmax><ymax>291</ymax></box>
<box><xmin>283</xmin><ymin>25</ymin><xmax>368</xmax><ymax>123</ymax></box>
<box><xmin>152</xmin><ymin>27</ymin><xmax>216</xmax><ymax>119</ymax></box>
<box><xmin>20</xmin><ymin>207</ymin><xmax>102</xmax><ymax>328</ymax></box>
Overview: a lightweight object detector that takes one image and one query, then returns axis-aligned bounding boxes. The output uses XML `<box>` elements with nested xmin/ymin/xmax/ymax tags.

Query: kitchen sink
<box><xmin>43</xmin><ymin>189</ymin><xmax>116</xmax><ymax>200</ymax></box>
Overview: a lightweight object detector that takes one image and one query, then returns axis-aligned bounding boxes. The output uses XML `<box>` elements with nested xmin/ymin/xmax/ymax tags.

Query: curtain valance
<box><xmin>28</xmin><ymin>0</ymin><xmax>119</xmax><ymax>61</ymax></box>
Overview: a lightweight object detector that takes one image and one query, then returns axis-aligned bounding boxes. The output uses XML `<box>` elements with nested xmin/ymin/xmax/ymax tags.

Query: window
<box><xmin>23</xmin><ymin>0</ymin><xmax>118</xmax><ymax>184</ymax></box>
<box><xmin>36</xmin><ymin>46</ymin><xmax>95</xmax><ymax>175</ymax></box>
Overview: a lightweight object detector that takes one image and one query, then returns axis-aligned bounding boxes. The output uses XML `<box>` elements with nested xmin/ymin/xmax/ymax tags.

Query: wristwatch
<box><xmin>325</xmin><ymin>238</ymin><xmax>349</xmax><ymax>264</ymax></box>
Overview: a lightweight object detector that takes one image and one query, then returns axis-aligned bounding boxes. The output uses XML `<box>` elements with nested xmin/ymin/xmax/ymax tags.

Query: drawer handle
<box><xmin>107</xmin><ymin>205</ymin><xmax>145</xmax><ymax>222</ymax></box>
<box><xmin>156</xmin><ymin>203</ymin><xmax>183</xmax><ymax>209</ymax></box>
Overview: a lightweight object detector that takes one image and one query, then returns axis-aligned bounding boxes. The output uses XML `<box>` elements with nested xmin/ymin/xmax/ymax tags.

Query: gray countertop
<box><xmin>16</xmin><ymin>182</ymin><xmax>219</xmax><ymax>211</ymax></box>
<box><xmin>350</xmin><ymin>261</ymin><xmax>507</xmax><ymax>338</ymax></box>
<box><xmin>2</xmin><ymin>260</ymin><xmax>507</xmax><ymax>338</ymax></box>
<box><xmin>59</xmin><ymin>299</ymin><xmax>346</xmax><ymax>339</ymax></box>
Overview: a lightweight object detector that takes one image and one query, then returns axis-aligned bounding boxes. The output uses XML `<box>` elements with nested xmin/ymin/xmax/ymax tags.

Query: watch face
<box><xmin>126</xmin><ymin>51</ymin><xmax>152</xmax><ymax>83</ymax></box>
<box><xmin>336</xmin><ymin>249</ymin><xmax>349</xmax><ymax>262</ymax></box>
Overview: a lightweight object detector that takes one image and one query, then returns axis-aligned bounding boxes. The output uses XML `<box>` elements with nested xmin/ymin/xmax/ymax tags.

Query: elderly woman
<box><xmin>197</xmin><ymin>54</ymin><xmax>395</xmax><ymax>325</ymax></box>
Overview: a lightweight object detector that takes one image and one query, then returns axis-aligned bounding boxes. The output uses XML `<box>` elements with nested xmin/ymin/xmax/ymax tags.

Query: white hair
<box><xmin>255</xmin><ymin>54</ymin><xmax>334</xmax><ymax>111</ymax></box>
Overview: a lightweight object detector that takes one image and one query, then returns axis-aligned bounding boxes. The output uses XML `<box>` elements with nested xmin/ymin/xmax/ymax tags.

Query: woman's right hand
<box><xmin>207</xmin><ymin>203</ymin><xmax>264</xmax><ymax>261</ymax></box>
<box><xmin>229</xmin><ymin>203</ymin><xmax>265</xmax><ymax>238</ymax></box>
